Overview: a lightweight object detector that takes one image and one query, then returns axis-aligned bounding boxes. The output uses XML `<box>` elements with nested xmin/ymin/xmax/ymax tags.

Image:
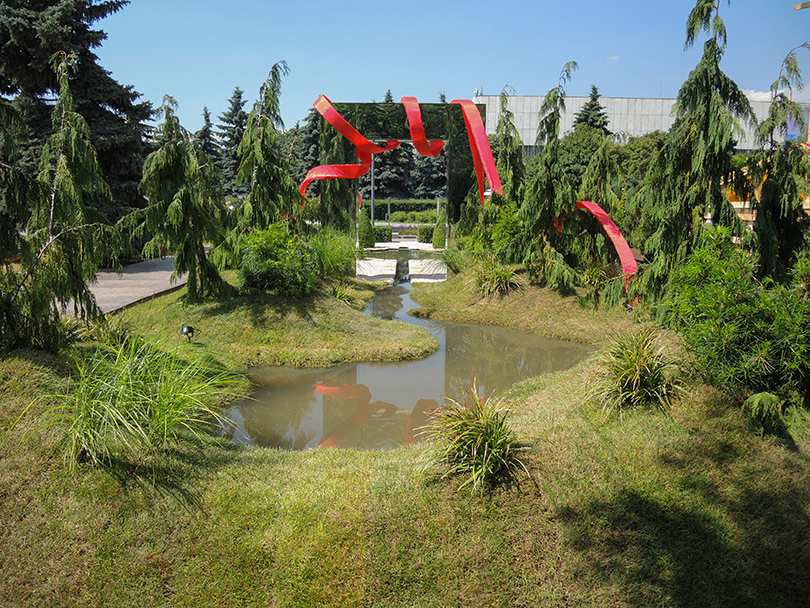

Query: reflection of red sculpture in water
<box><xmin>314</xmin><ymin>382</ymin><xmax>438</xmax><ymax>448</ymax></box>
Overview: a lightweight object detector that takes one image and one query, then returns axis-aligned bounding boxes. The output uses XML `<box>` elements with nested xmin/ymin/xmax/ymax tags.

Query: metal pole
<box><xmin>370</xmin><ymin>154</ymin><xmax>375</xmax><ymax>226</ymax></box>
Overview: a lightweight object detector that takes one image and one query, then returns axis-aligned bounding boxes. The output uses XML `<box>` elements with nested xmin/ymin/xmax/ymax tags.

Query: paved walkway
<box><xmin>91</xmin><ymin>257</ymin><xmax>185</xmax><ymax>314</ymax></box>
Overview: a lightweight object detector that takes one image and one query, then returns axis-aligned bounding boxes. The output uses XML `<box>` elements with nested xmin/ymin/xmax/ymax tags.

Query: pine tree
<box><xmin>0</xmin><ymin>0</ymin><xmax>152</xmax><ymax>222</ymax></box>
<box><xmin>573</xmin><ymin>85</ymin><xmax>611</xmax><ymax>135</ymax></box>
<box><xmin>129</xmin><ymin>97</ymin><xmax>227</xmax><ymax>303</ymax></box>
<box><xmin>1</xmin><ymin>53</ymin><xmax>119</xmax><ymax>350</ymax></box>
<box><xmin>360</xmin><ymin>90</ymin><xmax>414</xmax><ymax>199</ymax></box>
<box><xmin>634</xmin><ymin>0</ymin><xmax>754</xmax><ymax>299</ymax></box>
<box><xmin>216</xmin><ymin>87</ymin><xmax>250</xmax><ymax>199</ymax></box>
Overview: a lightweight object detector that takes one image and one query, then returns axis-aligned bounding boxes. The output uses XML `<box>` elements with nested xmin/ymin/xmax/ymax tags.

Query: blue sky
<box><xmin>95</xmin><ymin>0</ymin><xmax>810</xmax><ymax>132</ymax></box>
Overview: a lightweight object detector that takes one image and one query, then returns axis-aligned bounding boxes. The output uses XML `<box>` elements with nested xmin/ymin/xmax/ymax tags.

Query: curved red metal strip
<box><xmin>299</xmin><ymin>153</ymin><xmax>371</xmax><ymax>196</ymax></box>
<box><xmin>401</xmin><ymin>96</ymin><xmax>444</xmax><ymax>157</ymax></box>
<box><xmin>313</xmin><ymin>95</ymin><xmax>400</xmax><ymax>155</ymax></box>
<box><xmin>450</xmin><ymin>99</ymin><xmax>503</xmax><ymax>206</ymax></box>
<box><xmin>576</xmin><ymin>200</ymin><xmax>637</xmax><ymax>290</ymax></box>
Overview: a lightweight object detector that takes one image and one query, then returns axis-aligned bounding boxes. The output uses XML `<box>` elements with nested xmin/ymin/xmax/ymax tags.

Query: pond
<box><xmin>223</xmin><ymin>251</ymin><xmax>591</xmax><ymax>450</ymax></box>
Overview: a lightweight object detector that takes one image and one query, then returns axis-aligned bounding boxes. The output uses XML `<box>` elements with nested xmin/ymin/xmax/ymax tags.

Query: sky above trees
<box><xmin>96</xmin><ymin>0</ymin><xmax>809</xmax><ymax>132</ymax></box>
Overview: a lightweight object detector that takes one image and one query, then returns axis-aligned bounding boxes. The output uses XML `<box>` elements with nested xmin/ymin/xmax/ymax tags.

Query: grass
<box><xmin>2</xmin><ymin>263</ymin><xmax>810</xmax><ymax>606</ymax></box>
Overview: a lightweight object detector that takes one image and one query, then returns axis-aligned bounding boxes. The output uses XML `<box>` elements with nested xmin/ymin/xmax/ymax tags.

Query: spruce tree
<box><xmin>194</xmin><ymin>106</ymin><xmax>220</xmax><ymax>160</ymax></box>
<box><xmin>216</xmin><ymin>87</ymin><xmax>250</xmax><ymax>199</ymax></box>
<box><xmin>573</xmin><ymin>85</ymin><xmax>611</xmax><ymax>135</ymax></box>
<box><xmin>360</xmin><ymin>90</ymin><xmax>414</xmax><ymax>199</ymax></box>
<box><xmin>0</xmin><ymin>0</ymin><xmax>152</xmax><ymax>222</ymax></box>
<box><xmin>129</xmin><ymin>97</ymin><xmax>227</xmax><ymax>303</ymax></box>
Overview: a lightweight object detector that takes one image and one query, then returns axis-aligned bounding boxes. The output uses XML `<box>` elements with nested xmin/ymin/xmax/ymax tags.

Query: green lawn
<box><xmin>2</xmin><ymin>271</ymin><xmax>809</xmax><ymax>607</ymax></box>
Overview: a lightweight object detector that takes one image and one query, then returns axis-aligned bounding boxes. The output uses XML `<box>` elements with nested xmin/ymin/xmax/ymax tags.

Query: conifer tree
<box><xmin>492</xmin><ymin>86</ymin><xmax>525</xmax><ymax>205</ymax></box>
<box><xmin>216</xmin><ymin>87</ymin><xmax>250</xmax><ymax>199</ymax></box>
<box><xmin>634</xmin><ymin>0</ymin><xmax>754</xmax><ymax>299</ymax></box>
<box><xmin>1</xmin><ymin>53</ymin><xmax>119</xmax><ymax>350</ymax></box>
<box><xmin>129</xmin><ymin>97</ymin><xmax>227</xmax><ymax>303</ymax></box>
<box><xmin>573</xmin><ymin>85</ymin><xmax>611</xmax><ymax>135</ymax></box>
<box><xmin>194</xmin><ymin>106</ymin><xmax>220</xmax><ymax>160</ymax></box>
<box><xmin>216</xmin><ymin>61</ymin><xmax>298</xmax><ymax>266</ymax></box>
<box><xmin>0</xmin><ymin>0</ymin><xmax>152</xmax><ymax>222</ymax></box>
<box><xmin>749</xmin><ymin>44</ymin><xmax>810</xmax><ymax>282</ymax></box>
<box><xmin>362</xmin><ymin>90</ymin><xmax>414</xmax><ymax>199</ymax></box>
<box><xmin>520</xmin><ymin>62</ymin><xmax>581</xmax><ymax>291</ymax></box>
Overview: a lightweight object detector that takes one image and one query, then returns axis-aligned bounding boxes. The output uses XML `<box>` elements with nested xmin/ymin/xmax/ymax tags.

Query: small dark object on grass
<box><xmin>181</xmin><ymin>324</ymin><xmax>195</xmax><ymax>341</ymax></box>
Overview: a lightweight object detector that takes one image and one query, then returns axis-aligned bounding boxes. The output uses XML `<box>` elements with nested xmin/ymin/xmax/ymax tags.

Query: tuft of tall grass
<box><xmin>421</xmin><ymin>380</ymin><xmax>529</xmax><ymax>494</ymax></box>
<box><xmin>590</xmin><ymin>326</ymin><xmax>681</xmax><ymax>418</ymax></box>
<box><xmin>474</xmin><ymin>257</ymin><xmax>522</xmax><ymax>297</ymax></box>
<box><xmin>40</xmin><ymin>334</ymin><xmax>240</xmax><ymax>467</ymax></box>
<box><xmin>307</xmin><ymin>228</ymin><xmax>357</xmax><ymax>279</ymax></box>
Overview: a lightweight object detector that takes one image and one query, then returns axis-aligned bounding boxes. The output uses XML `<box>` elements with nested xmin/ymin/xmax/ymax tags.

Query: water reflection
<box><xmin>224</xmin><ymin>257</ymin><xmax>591</xmax><ymax>450</ymax></box>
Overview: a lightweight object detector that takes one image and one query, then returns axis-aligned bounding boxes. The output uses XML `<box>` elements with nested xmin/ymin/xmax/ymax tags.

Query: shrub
<box><xmin>474</xmin><ymin>257</ymin><xmax>521</xmax><ymax>296</ymax></box>
<box><xmin>744</xmin><ymin>392</ymin><xmax>792</xmax><ymax>443</ymax></box>
<box><xmin>432</xmin><ymin>210</ymin><xmax>447</xmax><ymax>249</ymax></box>
<box><xmin>373</xmin><ymin>224</ymin><xmax>392</xmax><ymax>243</ymax></box>
<box><xmin>440</xmin><ymin>246</ymin><xmax>467</xmax><ymax>275</ymax></box>
<box><xmin>666</xmin><ymin>227</ymin><xmax>810</xmax><ymax>405</ymax></box>
<box><xmin>590</xmin><ymin>326</ymin><xmax>681</xmax><ymax>417</ymax></box>
<box><xmin>240</xmin><ymin>224</ymin><xmax>316</xmax><ymax>297</ymax></box>
<box><xmin>421</xmin><ymin>380</ymin><xmax>528</xmax><ymax>494</ymax></box>
<box><xmin>358</xmin><ymin>209</ymin><xmax>374</xmax><ymax>248</ymax></box>
<box><xmin>39</xmin><ymin>335</ymin><xmax>238</xmax><ymax>467</ymax></box>
<box><xmin>417</xmin><ymin>225</ymin><xmax>433</xmax><ymax>243</ymax></box>
<box><xmin>307</xmin><ymin>228</ymin><xmax>356</xmax><ymax>279</ymax></box>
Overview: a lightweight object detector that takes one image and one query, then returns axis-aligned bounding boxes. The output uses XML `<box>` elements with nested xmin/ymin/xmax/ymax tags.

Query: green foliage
<box><xmin>357</xmin><ymin>208</ymin><xmax>375</xmax><ymax>248</ymax></box>
<box><xmin>558</xmin><ymin>125</ymin><xmax>608</xmax><ymax>193</ymax></box>
<box><xmin>421</xmin><ymin>379</ymin><xmax>529</xmax><ymax>494</ymax></box>
<box><xmin>307</xmin><ymin>228</ymin><xmax>356</xmax><ymax>279</ymax></box>
<box><xmin>417</xmin><ymin>225</ymin><xmax>433</xmax><ymax>243</ymax></box>
<box><xmin>590</xmin><ymin>326</ymin><xmax>681</xmax><ymax>417</ymax></box>
<box><xmin>439</xmin><ymin>245</ymin><xmax>467</xmax><ymax>275</ymax></box>
<box><xmin>490</xmin><ymin>86</ymin><xmax>525</xmax><ymax>205</ymax></box>
<box><xmin>38</xmin><ymin>333</ymin><xmax>238</xmax><ymax>468</ymax></box>
<box><xmin>240</xmin><ymin>223</ymin><xmax>316</xmax><ymax>296</ymax></box>
<box><xmin>665</xmin><ymin>227</ymin><xmax>810</xmax><ymax>404</ymax></box>
<box><xmin>474</xmin><ymin>257</ymin><xmax>521</xmax><ymax>297</ymax></box>
<box><xmin>1</xmin><ymin>53</ymin><xmax>120</xmax><ymax>352</ymax></box>
<box><xmin>743</xmin><ymin>392</ymin><xmax>792</xmax><ymax>444</ymax></box>
<box><xmin>373</xmin><ymin>224</ymin><xmax>392</xmax><ymax>243</ymax></box>
<box><xmin>216</xmin><ymin>86</ymin><xmax>250</xmax><ymax>199</ymax></box>
<box><xmin>573</xmin><ymin>85</ymin><xmax>611</xmax><ymax>135</ymax></box>
<box><xmin>389</xmin><ymin>210</ymin><xmax>437</xmax><ymax>223</ymax></box>
<box><xmin>432</xmin><ymin>209</ymin><xmax>447</xmax><ymax>249</ymax></box>
<box><xmin>127</xmin><ymin>96</ymin><xmax>227</xmax><ymax>303</ymax></box>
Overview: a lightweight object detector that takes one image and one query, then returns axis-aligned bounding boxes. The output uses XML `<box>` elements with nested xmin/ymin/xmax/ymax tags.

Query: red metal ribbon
<box><xmin>576</xmin><ymin>200</ymin><xmax>637</xmax><ymax>290</ymax></box>
<box><xmin>450</xmin><ymin>99</ymin><xmax>503</xmax><ymax>206</ymax></box>
<box><xmin>401</xmin><ymin>96</ymin><xmax>444</xmax><ymax>157</ymax></box>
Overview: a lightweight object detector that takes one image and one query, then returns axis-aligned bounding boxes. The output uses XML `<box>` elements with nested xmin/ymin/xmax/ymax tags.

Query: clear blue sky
<box><xmin>95</xmin><ymin>0</ymin><xmax>810</xmax><ymax>133</ymax></box>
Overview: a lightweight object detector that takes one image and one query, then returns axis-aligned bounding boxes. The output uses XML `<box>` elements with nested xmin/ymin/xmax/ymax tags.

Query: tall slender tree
<box><xmin>194</xmin><ymin>106</ymin><xmax>220</xmax><ymax>160</ymax></box>
<box><xmin>129</xmin><ymin>97</ymin><xmax>227</xmax><ymax>303</ymax></box>
<box><xmin>573</xmin><ymin>85</ymin><xmax>611</xmax><ymax>135</ymax></box>
<box><xmin>634</xmin><ymin>0</ymin><xmax>754</xmax><ymax>299</ymax></box>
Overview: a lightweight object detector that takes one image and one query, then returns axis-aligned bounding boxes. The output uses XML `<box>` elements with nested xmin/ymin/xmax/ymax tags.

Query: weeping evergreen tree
<box><xmin>318</xmin><ymin>118</ymin><xmax>354</xmax><ymax>231</ymax></box>
<box><xmin>634</xmin><ymin>0</ymin><xmax>754</xmax><ymax>299</ymax></box>
<box><xmin>1</xmin><ymin>52</ymin><xmax>118</xmax><ymax>351</ymax></box>
<box><xmin>127</xmin><ymin>96</ymin><xmax>227</xmax><ymax>303</ymax></box>
<box><xmin>214</xmin><ymin>61</ymin><xmax>299</xmax><ymax>267</ymax></box>
<box><xmin>519</xmin><ymin>62</ymin><xmax>582</xmax><ymax>291</ymax></box>
<box><xmin>748</xmin><ymin>44</ymin><xmax>810</xmax><ymax>282</ymax></box>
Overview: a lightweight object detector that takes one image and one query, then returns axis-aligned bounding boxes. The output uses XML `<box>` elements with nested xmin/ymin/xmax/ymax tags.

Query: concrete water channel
<box><xmin>223</xmin><ymin>250</ymin><xmax>592</xmax><ymax>450</ymax></box>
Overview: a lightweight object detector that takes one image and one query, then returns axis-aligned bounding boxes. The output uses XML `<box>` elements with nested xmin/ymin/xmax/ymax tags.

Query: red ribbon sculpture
<box><xmin>576</xmin><ymin>200</ymin><xmax>637</xmax><ymax>289</ymax></box>
<box><xmin>299</xmin><ymin>95</ymin><xmax>503</xmax><ymax>205</ymax></box>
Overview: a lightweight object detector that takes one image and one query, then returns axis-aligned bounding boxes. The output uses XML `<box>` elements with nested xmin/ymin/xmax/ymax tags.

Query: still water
<box><xmin>224</xmin><ymin>252</ymin><xmax>591</xmax><ymax>450</ymax></box>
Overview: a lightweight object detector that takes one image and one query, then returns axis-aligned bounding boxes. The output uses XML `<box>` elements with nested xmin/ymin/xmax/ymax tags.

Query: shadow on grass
<box><xmin>199</xmin><ymin>289</ymin><xmax>318</xmax><ymax>329</ymax></box>
<box><xmin>558</xmin><ymin>410</ymin><xmax>810</xmax><ymax>607</ymax></box>
<box><xmin>102</xmin><ymin>433</ymin><xmax>244</xmax><ymax>512</ymax></box>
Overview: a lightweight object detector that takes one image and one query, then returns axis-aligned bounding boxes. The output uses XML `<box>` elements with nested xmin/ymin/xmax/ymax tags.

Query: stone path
<box><xmin>408</xmin><ymin>259</ymin><xmax>447</xmax><ymax>283</ymax></box>
<box><xmin>91</xmin><ymin>257</ymin><xmax>185</xmax><ymax>314</ymax></box>
<box><xmin>355</xmin><ymin>258</ymin><xmax>398</xmax><ymax>284</ymax></box>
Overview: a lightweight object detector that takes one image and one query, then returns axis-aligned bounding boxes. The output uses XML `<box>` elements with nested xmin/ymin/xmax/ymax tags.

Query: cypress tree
<box><xmin>216</xmin><ymin>87</ymin><xmax>250</xmax><ymax>199</ymax></box>
<box><xmin>0</xmin><ymin>0</ymin><xmax>152</xmax><ymax>223</ymax></box>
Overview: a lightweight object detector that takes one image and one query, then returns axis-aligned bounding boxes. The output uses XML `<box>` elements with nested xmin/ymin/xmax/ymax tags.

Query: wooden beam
<box><xmin>795</xmin><ymin>2</ymin><xmax>810</xmax><ymax>10</ymax></box>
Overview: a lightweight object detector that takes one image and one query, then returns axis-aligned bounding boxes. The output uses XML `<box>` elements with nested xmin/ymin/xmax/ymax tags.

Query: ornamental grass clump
<box><xmin>40</xmin><ymin>334</ymin><xmax>239</xmax><ymax>468</ymax></box>
<box><xmin>422</xmin><ymin>380</ymin><xmax>529</xmax><ymax>494</ymax></box>
<box><xmin>591</xmin><ymin>326</ymin><xmax>681</xmax><ymax>418</ymax></box>
<box><xmin>474</xmin><ymin>256</ymin><xmax>521</xmax><ymax>297</ymax></box>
